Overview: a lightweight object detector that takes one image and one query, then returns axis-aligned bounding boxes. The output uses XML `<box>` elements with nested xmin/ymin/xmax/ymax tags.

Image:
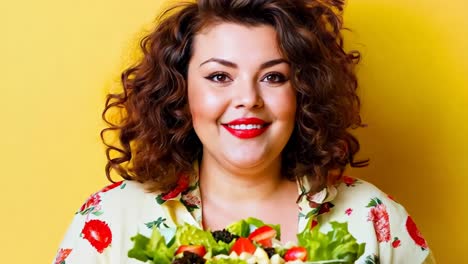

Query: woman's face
<box><xmin>187</xmin><ymin>23</ymin><xmax>296</xmax><ymax>171</ymax></box>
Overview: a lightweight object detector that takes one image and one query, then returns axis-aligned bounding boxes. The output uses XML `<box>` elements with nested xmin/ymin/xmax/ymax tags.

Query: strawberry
<box><xmin>283</xmin><ymin>246</ymin><xmax>308</xmax><ymax>261</ymax></box>
<box><xmin>230</xmin><ymin>237</ymin><xmax>256</xmax><ymax>255</ymax></box>
<box><xmin>176</xmin><ymin>245</ymin><xmax>207</xmax><ymax>257</ymax></box>
<box><xmin>248</xmin><ymin>225</ymin><xmax>277</xmax><ymax>247</ymax></box>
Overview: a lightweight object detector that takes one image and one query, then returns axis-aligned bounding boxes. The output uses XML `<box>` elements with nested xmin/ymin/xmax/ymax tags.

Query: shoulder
<box><xmin>319</xmin><ymin>176</ymin><xmax>411</xmax><ymax>230</ymax></box>
<box><xmin>74</xmin><ymin>180</ymin><xmax>159</xmax><ymax>224</ymax></box>
<box><xmin>76</xmin><ymin>180</ymin><xmax>166</xmax><ymax>237</ymax></box>
<box><xmin>318</xmin><ymin>176</ymin><xmax>433</xmax><ymax>263</ymax></box>
<box><xmin>330</xmin><ymin>177</ymin><xmax>411</xmax><ymax>222</ymax></box>
<box><xmin>54</xmin><ymin>180</ymin><xmax>166</xmax><ymax>263</ymax></box>
<box><xmin>77</xmin><ymin>180</ymin><xmax>150</xmax><ymax>214</ymax></box>
<box><xmin>336</xmin><ymin>176</ymin><xmax>395</xmax><ymax>203</ymax></box>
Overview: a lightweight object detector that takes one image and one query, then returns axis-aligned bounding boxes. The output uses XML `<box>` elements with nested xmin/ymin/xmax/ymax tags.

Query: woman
<box><xmin>54</xmin><ymin>0</ymin><xmax>435</xmax><ymax>263</ymax></box>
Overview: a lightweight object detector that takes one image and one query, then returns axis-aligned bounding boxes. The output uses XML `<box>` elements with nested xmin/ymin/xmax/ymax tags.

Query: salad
<box><xmin>128</xmin><ymin>218</ymin><xmax>365</xmax><ymax>264</ymax></box>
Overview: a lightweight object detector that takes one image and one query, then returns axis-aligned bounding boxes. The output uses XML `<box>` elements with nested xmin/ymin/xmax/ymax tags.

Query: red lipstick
<box><xmin>222</xmin><ymin>118</ymin><xmax>270</xmax><ymax>139</ymax></box>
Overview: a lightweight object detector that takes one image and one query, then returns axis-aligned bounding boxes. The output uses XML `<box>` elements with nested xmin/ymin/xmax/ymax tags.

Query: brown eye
<box><xmin>262</xmin><ymin>72</ymin><xmax>287</xmax><ymax>83</ymax></box>
<box><xmin>205</xmin><ymin>72</ymin><xmax>232</xmax><ymax>83</ymax></box>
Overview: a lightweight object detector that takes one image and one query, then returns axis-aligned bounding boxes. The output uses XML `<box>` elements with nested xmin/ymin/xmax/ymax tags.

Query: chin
<box><xmin>223</xmin><ymin>153</ymin><xmax>271</xmax><ymax>170</ymax></box>
<box><xmin>229</xmin><ymin>160</ymin><xmax>263</xmax><ymax>169</ymax></box>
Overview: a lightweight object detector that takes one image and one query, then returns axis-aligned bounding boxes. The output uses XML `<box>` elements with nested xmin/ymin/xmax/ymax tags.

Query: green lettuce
<box><xmin>175</xmin><ymin>224</ymin><xmax>233</xmax><ymax>255</ymax></box>
<box><xmin>128</xmin><ymin>227</ymin><xmax>176</xmax><ymax>264</ymax></box>
<box><xmin>127</xmin><ymin>234</ymin><xmax>150</xmax><ymax>262</ymax></box>
<box><xmin>226</xmin><ymin>219</ymin><xmax>250</xmax><ymax>237</ymax></box>
<box><xmin>297</xmin><ymin>220</ymin><xmax>365</xmax><ymax>263</ymax></box>
<box><xmin>128</xmin><ymin>218</ymin><xmax>365</xmax><ymax>264</ymax></box>
<box><xmin>128</xmin><ymin>224</ymin><xmax>235</xmax><ymax>263</ymax></box>
<box><xmin>226</xmin><ymin>217</ymin><xmax>281</xmax><ymax>240</ymax></box>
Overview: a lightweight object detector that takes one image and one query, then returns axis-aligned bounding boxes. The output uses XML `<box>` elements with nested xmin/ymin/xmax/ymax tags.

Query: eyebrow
<box><xmin>199</xmin><ymin>58</ymin><xmax>290</xmax><ymax>69</ymax></box>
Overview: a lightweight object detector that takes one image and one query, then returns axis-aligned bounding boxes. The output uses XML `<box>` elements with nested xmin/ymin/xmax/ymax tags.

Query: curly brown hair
<box><xmin>101</xmin><ymin>0</ymin><xmax>368</xmax><ymax>194</ymax></box>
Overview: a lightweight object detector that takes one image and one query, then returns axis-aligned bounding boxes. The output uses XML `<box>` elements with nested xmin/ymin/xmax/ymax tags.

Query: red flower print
<box><xmin>345</xmin><ymin>208</ymin><xmax>353</xmax><ymax>216</ymax></box>
<box><xmin>78</xmin><ymin>193</ymin><xmax>102</xmax><ymax>215</ymax></box>
<box><xmin>101</xmin><ymin>181</ymin><xmax>124</xmax><ymax>193</ymax></box>
<box><xmin>387</xmin><ymin>194</ymin><xmax>397</xmax><ymax>202</ymax></box>
<box><xmin>181</xmin><ymin>192</ymin><xmax>201</xmax><ymax>212</ymax></box>
<box><xmin>392</xmin><ymin>237</ymin><xmax>401</xmax><ymax>248</ymax></box>
<box><xmin>367</xmin><ymin>198</ymin><xmax>391</xmax><ymax>243</ymax></box>
<box><xmin>54</xmin><ymin>248</ymin><xmax>72</xmax><ymax>264</ymax></box>
<box><xmin>81</xmin><ymin>219</ymin><xmax>112</xmax><ymax>253</ymax></box>
<box><xmin>162</xmin><ymin>173</ymin><xmax>190</xmax><ymax>200</ymax></box>
<box><xmin>310</xmin><ymin>219</ymin><xmax>318</xmax><ymax>229</ymax></box>
<box><xmin>406</xmin><ymin>216</ymin><xmax>428</xmax><ymax>250</ymax></box>
<box><xmin>181</xmin><ymin>192</ymin><xmax>201</xmax><ymax>207</ymax></box>
<box><xmin>342</xmin><ymin>176</ymin><xmax>358</xmax><ymax>187</ymax></box>
<box><xmin>308</xmin><ymin>200</ymin><xmax>320</xmax><ymax>209</ymax></box>
<box><xmin>318</xmin><ymin>202</ymin><xmax>334</xmax><ymax>215</ymax></box>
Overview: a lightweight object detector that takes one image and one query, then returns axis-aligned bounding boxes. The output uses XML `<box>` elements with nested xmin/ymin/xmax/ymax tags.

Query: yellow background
<box><xmin>1</xmin><ymin>0</ymin><xmax>466</xmax><ymax>263</ymax></box>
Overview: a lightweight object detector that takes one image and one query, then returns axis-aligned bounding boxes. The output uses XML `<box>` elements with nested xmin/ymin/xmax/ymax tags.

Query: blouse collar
<box><xmin>158</xmin><ymin>161</ymin><xmax>339</xmax><ymax>232</ymax></box>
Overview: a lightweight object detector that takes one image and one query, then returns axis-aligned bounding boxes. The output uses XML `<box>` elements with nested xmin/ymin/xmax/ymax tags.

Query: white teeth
<box><xmin>227</xmin><ymin>124</ymin><xmax>263</xmax><ymax>130</ymax></box>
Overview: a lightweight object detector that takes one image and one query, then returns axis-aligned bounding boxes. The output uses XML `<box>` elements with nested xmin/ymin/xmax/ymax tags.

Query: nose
<box><xmin>232</xmin><ymin>79</ymin><xmax>264</xmax><ymax>109</ymax></box>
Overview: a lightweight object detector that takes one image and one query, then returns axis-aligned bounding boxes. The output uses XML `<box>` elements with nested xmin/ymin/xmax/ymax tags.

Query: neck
<box><xmin>198</xmin><ymin>154</ymin><xmax>285</xmax><ymax>204</ymax></box>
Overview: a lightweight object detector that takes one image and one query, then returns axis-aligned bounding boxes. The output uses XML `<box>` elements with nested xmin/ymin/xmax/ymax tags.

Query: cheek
<box><xmin>284</xmin><ymin>92</ymin><xmax>297</xmax><ymax>119</ymax></box>
<box><xmin>269</xmin><ymin>88</ymin><xmax>297</xmax><ymax>121</ymax></box>
<box><xmin>188</xmin><ymin>81</ymin><xmax>226</xmax><ymax>125</ymax></box>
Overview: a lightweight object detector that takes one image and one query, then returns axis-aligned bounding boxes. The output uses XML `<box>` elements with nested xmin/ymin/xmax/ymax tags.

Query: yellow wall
<box><xmin>1</xmin><ymin>0</ymin><xmax>466</xmax><ymax>263</ymax></box>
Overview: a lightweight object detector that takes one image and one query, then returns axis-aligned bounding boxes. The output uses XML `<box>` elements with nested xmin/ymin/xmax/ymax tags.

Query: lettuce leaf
<box><xmin>127</xmin><ymin>234</ymin><xmax>150</xmax><ymax>262</ymax></box>
<box><xmin>226</xmin><ymin>217</ymin><xmax>281</xmax><ymax>240</ymax></box>
<box><xmin>148</xmin><ymin>227</ymin><xmax>176</xmax><ymax>264</ymax></box>
<box><xmin>226</xmin><ymin>219</ymin><xmax>250</xmax><ymax>237</ymax></box>
<box><xmin>297</xmin><ymin>220</ymin><xmax>365</xmax><ymax>263</ymax></box>
<box><xmin>175</xmin><ymin>224</ymin><xmax>230</xmax><ymax>255</ymax></box>
<box><xmin>128</xmin><ymin>227</ymin><xmax>175</xmax><ymax>264</ymax></box>
<box><xmin>128</xmin><ymin>218</ymin><xmax>365</xmax><ymax>264</ymax></box>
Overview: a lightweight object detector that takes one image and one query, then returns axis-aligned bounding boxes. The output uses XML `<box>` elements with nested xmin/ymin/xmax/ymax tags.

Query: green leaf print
<box><xmin>145</xmin><ymin>217</ymin><xmax>169</xmax><ymax>229</ymax></box>
<box><xmin>304</xmin><ymin>208</ymin><xmax>319</xmax><ymax>219</ymax></box>
<box><xmin>92</xmin><ymin>211</ymin><xmax>103</xmax><ymax>216</ymax></box>
<box><xmin>156</xmin><ymin>195</ymin><xmax>166</xmax><ymax>205</ymax></box>
<box><xmin>364</xmin><ymin>254</ymin><xmax>380</xmax><ymax>264</ymax></box>
<box><xmin>366</xmin><ymin>198</ymin><xmax>382</xmax><ymax>208</ymax></box>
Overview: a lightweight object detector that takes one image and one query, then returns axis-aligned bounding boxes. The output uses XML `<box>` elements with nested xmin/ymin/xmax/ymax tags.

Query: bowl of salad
<box><xmin>128</xmin><ymin>218</ymin><xmax>365</xmax><ymax>264</ymax></box>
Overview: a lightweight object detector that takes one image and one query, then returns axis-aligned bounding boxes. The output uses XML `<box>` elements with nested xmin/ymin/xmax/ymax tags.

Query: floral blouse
<box><xmin>53</xmin><ymin>166</ymin><xmax>436</xmax><ymax>264</ymax></box>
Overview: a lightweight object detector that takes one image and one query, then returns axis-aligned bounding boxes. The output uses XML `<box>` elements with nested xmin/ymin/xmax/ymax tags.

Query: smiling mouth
<box><xmin>221</xmin><ymin>118</ymin><xmax>271</xmax><ymax>139</ymax></box>
<box><xmin>225</xmin><ymin>124</ymin><xmax>268</xmax><ymax>130</ymax></box>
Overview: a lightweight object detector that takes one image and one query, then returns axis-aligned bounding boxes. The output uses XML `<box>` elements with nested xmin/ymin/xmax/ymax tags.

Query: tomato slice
<box><xmin>230</xmin><ymin>237</ymin><xmax>256</xmax><ymax>255</ymax></box>
<box><xmin>283</xmin><ymin>246</ymin><xmax>308</xmax><ymax>261</ymax></box>
<box><xmin>175</xmin><ymin>245</ymin><xmax>207</xmax><ymax>257</ymax></box>
<box><xmin>248</xmin><ymin>225</ymin><xmax>277</xmax><ymax>247</ymax></box>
